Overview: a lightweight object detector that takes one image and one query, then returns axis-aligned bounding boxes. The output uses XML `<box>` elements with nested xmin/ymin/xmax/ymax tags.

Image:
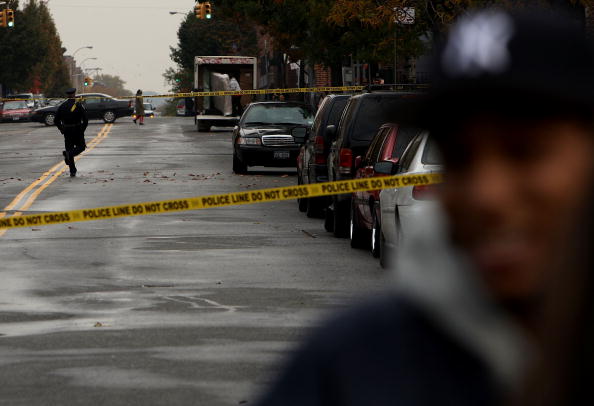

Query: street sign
<box><xmin>394</xmin><ymin>7</ymin><xmax>415</xmax><ymax>25</ymax></box>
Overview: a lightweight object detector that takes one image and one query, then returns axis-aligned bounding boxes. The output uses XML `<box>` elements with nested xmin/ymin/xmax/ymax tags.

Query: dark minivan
<box><xmin>326</xmin><ymin>91</ymin><xmax>422</xmax><ymax>237</ymax></box>
<box><xmin>297</xmin><ymin>94</ymin><xmax>350</xmax><ymax>217</ymax></box>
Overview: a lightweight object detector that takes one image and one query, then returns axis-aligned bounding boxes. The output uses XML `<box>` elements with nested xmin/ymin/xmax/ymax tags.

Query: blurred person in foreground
<box><xmin>515</xmin><ymin>186</ymin><xmax>594</xmax><ymax>406</ymax></box>
<box><xmin>256</xmin><ymin>8</ymin><xmax>594</xmax><ymax>406</ymax></box>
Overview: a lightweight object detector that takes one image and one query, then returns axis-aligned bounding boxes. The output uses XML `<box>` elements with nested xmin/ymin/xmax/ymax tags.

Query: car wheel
<box><xmin>379</xmin><ymin>231</ymin><xmax>391</xmax><ymax>268</ymax></box>
<box><xmin>350</xmin><ymin>203</ymin><xmax>369</xmax><ymax>249</ymax></box>
<box><xmin>232</xmin><ymin>154</ymin><xmax>248</xmax><ymax>174</ymax></box>
<box><xmin>297</xmin><ymin>178</ymin><xmax>307</xmax><ymax>212</ymax></box>
<box><xmin>103</xmin><ymin>110</ymin><xmax>116</xmax><ymax>123</ymax></box>
<box><xmin>371</xmin><ymin>213</ymin><xmax>381</xmax><ymax>258</ymax></box>
<box><xmin>306</xmin><ymin>197</ymin><xmax>324</xmax><ymax>218</ymax></box>
<box><xmin>324</xmin><ymin>206</ymin><xmax>334</xmax><ymax>232</ymax></box>
<box><xmin>333</xmin><ymin>199</ymin><xmax>349</xmax><ymax>238</ymax></box>
<box><xmin>44</xmin><ymin>113</ymin><xmax>55</xmax><ymax>126</ymax></box>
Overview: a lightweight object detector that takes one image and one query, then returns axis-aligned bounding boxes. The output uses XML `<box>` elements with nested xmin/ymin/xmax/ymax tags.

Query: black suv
<box><xmin>297</xmin><ymin>94</ymin><xmax>349</xmax><ymax>217</ymax></box>
<box><xmin>326</xmin><ymin>92</ymin><xmax>422</xmax><ymax>237</ymax></box>
<box><xmin>232</xmin><ymin>102</ymin><xmax>314</xmax><ymax>174</ymax></box>
<box><xmin>31</xmin><ymin>93</ymin><xmax>133</xmax><ymax>126</ymax></box>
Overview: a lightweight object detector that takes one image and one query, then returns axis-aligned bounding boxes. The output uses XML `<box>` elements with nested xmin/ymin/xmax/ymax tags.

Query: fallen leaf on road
<box><xmin>280</xmin><ymin>174</ymin><xmax>289</xmax><ymax>178</ymax></box>
<box><xmin>94</xmin><ymin>322</ymin><xmax>104</xmax><ymax>327</ymax></box>
<box><xmin>143</xmin><ymin>179</ymin><xmax>151</xmax><ymax>183</ymax></box>
<box><xmin>31</xmin><ymin>228</ymin><xmax>41</xmax><ymax>232</ymax></box>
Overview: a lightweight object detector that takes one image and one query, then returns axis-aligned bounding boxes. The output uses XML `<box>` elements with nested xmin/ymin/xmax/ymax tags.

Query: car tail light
<box><xmin>128</xmin><ymin>100</ymin><xmax>132</xmax><ymax>108</ymax></box>
<box><xmin>412</xmin><ymin>184</ymin><xmax>438</xmax><ymax>201</ymax></box>
<box><xmin>338</xmin><ymin>148</ymin><xmax>353</xmax><ymax>174</ymax></box>
<box><xmin>314</xmin><ymin>135</ymin><xmax>325</xmax><ymax>164</ymax></box>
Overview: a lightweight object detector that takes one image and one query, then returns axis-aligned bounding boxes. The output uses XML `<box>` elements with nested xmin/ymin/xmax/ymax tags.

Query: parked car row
<box><xmin>294</xmin><ymin>91</ymin><xmax>443</xmax><ymax>268</ymax></box>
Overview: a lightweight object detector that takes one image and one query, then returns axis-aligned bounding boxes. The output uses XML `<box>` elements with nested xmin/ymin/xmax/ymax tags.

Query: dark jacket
<box><xmin>256</xmin><ymin>208</ymin><xmax>528</xmax><ymax>406</ymax></box>
<box><xmin>55</xmin><ymin>98</ymin><xmax>88</xmax><ymax>134</ymax></box>
<box><xmin>135</xmin><ymin>96</ymin><xmax>145</xmax><ymax>115</ymax></box>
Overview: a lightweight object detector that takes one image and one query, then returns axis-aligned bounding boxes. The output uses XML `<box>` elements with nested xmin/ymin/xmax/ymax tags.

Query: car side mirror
<box><xmin>291</xmin><ymin>126</ymin><xmax>309</xmax><ymax>144</ymax></box>
<box><xmin>374</xmin><ymin>160</ymin><xmax>399</xmax><ymax>175</ymax></box>
<box><xmin>354</xmin><ymin>156</ymin><xmax>362</xmax><ymax>169</ymax></box>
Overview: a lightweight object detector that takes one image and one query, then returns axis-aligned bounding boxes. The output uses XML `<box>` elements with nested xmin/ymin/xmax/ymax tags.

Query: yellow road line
<box><xmin>1</xmin><ymin>124</ymin><xmax>108</xmax><ymax>213</ymax></box>
<box><xmin>17</xmin><ymin>124</ymin><xmax>113</xmax><ymax>212</ymax></box>
<box><xmin>0</xmin><ymin>123</ymin><xmax>112</xmax><ymax>237</ymax></box>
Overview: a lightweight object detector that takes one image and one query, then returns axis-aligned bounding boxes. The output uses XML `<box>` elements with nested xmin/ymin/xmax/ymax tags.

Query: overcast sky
<box><xmin>47</xmin><ymin>0</ymin><xmax>193</xmax><ymax>94</ymax></box>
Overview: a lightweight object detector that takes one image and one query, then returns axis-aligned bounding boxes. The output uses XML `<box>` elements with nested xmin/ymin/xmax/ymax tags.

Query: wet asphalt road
<box><xmin>0</xmin><ymin>117</ymin><xmax>387</xmax><ymax>405</ymax></box>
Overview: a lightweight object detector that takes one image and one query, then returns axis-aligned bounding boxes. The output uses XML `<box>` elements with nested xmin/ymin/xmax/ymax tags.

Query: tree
<box><xmin>92</xmin><ymin>74</ymin><xmax>133</xmax><ymax>97</ymax></box>
<box><xmin>0</xmin><ymin>0</ymin><xmax>70</xmax><ymax>96</ymax></box>
<box><xmin>165</xmin><ymin>11</ymin><xmax>258</xmax><ymax>92</ymax></box>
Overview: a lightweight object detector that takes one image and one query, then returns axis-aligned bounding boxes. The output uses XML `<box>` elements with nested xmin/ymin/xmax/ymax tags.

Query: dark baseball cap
<box><xmin>406</xmin><ymin>8</ymin><xmax>594</xmax><ymax>132</ymax></box>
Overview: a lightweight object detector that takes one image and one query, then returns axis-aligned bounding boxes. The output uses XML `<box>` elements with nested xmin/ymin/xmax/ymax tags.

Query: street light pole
<box><xmin>71</xmin><ymin>46</ymin><xmax>93</xmax><ymax>90</ymax></box>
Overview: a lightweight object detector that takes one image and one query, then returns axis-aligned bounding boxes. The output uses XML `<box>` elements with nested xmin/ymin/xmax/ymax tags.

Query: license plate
<box><xmin>274</xmin><ymin>151</ymin><xmax>290</xmax><ymax>159</ymax></box>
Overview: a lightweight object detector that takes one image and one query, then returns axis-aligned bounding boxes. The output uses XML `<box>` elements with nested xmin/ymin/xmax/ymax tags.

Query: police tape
<box><xmin>0</xmin><ymin>173</ymin><xmax>442</xmax><ymax>230</ymax></box>
<box><xmin>0</xmin><ymin>86</ymin><xmax>366</xmax><ymax>103</ymax></box>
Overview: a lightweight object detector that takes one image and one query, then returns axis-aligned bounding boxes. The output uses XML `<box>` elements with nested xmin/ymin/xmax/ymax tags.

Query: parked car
<box><xmin>232</xmin><ymin>102</ymin><xmax>314</xmax><ymax>174</ymax></box>
<box><xmin>7</xmin><ymin>93</ymin><xmax>34</xmax><ymax>108</ymax></box>
<box><xmin>326</xmin><ymin>91</ymin><xmax>423</xmax><ymax>237</ymax></box>
<box><xmin>296</xmin><ymin>94</ymin><xmax>350</xmax><ymax>217</ymax></box>
<box><xmin>377</xmin><ymin>132</ymin><xmax>443</xmax><ymax>267</ymax></box>
<box><xmin>31</xmin><ymin>93</ymin><xmax>133</xmax><ymax>126</ymax></box>
<box><xmin>134</xmin><ymin>103</ymin><xmax>156</xmax><ymax>118</ymax></box>
<box><xmin>349</xmin><ymin>124</ymin><xmax>422</xmax><ymax>256</ymax></box>
<box><xmin>0</xmin><ymin>100</ymin><xmax>34</xmax><ymax>122</ymax></box>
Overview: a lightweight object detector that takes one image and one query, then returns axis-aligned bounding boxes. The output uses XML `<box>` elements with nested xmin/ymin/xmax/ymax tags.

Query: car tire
<box><xmin>297</xmin><ymin>178</ymin><xmax>307</xmax><ymax>212</ymax></box>
<box><xmin>44</xmin><ymin>113</ymin><xmax>56</xmax><ymax>126</ymax></box>
<box><xmin>324</xmin><ymin>206</ymin><xmax>334</xmax><ymax>232</ymax></box>
<box><xmin>306</xmin><ymin>197</ymin><xmax>324</xmax><ymax>218</ymax></box>
<box><xmin>371</xmin><ymin>212</ymin><xmax>381</xmax><ymax>258</ymax></box>
<box><xmin>350</xmin><ymin>204</ymin><xmax>369</xmax><ymax>249</ymax></box>
<box><xmin>103</xmin><ymin>110</ymin><xmax>116</xmax><ymax>123</ymax></box>
<box><xmin>232</xmin><ymin>154</ymin><xmax>248</xmax><ymax>174</ymax></box>
<box><xmin>333</xmin><ymin>199</ymin><xmax>349</xmax><ymax>238</ymax></box>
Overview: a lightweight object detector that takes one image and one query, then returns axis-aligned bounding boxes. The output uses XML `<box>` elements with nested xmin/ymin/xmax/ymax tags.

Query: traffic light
<box><xmin>194</xmin><ymin>2</ymin><xmax>203</xmax><ymax>19</ymax></box>
<box><xmin>0</xmin><ymin>10</ymin><xmax>6</xmax><ymax>28</ymax></box>
<box><xmin>203</xmin><ymin>2</ymin><xmax>212</xmax><ymax>19</ymax></box>
<box><xmin>6</xmin><ymin>9</ymin><xmax>14</xmax><ymax>28</ymax></box>
<box><xmin>84</xmin><ymin>77</ymin><xmax>91</xmax><ymax>86</ymax></box>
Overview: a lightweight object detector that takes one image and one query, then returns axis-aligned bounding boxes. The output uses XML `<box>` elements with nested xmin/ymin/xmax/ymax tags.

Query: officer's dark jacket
<box><xmin>55</xmin><ymin>99</ymin><xmax>88</xmax><ymax>133</ymax></box>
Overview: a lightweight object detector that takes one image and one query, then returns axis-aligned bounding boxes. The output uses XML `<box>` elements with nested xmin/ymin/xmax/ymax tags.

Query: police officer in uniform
<box><xmin>54</xmin><ymin>88</ymin><xmax>88</xmax><ymax>177</ymax></box>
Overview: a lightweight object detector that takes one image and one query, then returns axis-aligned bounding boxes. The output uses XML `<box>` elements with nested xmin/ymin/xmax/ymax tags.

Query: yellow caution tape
<box><xmin>0</xmin><ymin>86</ymin><xmax>366</xmax><ymax>103</ymax></box>
<box><xmin>0</xmin><ymin>84</ymin><xmax>429</xmax><ymax>103</ymax></box>
<box><xmin>0</xmin><ymin>173</ymin><xmax>442</xmax><ymax>230</ymax></box>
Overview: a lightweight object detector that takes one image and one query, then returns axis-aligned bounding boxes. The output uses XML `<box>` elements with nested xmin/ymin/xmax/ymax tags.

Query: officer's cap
<box><xmin>65</xmin><ymin>88</ymin><xmax>76</xmax><ymax>95</ymax></box>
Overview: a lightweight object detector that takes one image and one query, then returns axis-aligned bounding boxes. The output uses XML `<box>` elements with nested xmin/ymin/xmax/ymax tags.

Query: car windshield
<box><xmin>3</xmin><ymin>101</ymin><xmax>28</xmax><ymax>110</ymax></box>
<box><xmin>352</xmin><ymin>96</ymin><xmax>413</xmax><ymax>142</ymax></box>
<box><xmin>243</xmin><ymin>104</ymin><xmax>313</xmax><ymax>126</ymax></box>
<box><xmin>144</xmin><ymin>103</ymin><xmax>152</xmax><ymax>110</ymax></box>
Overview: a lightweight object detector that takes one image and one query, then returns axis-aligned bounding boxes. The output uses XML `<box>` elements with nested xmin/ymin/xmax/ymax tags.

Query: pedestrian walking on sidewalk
<box><xmin>134</xmin><ymin>89</ymin><xmax>145</xmax><ymax>125</ymax></box>
<box><xmin>54</xmin><ymin>88</ymin><xmax>88</xmax><ymax>177</ymax></box>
